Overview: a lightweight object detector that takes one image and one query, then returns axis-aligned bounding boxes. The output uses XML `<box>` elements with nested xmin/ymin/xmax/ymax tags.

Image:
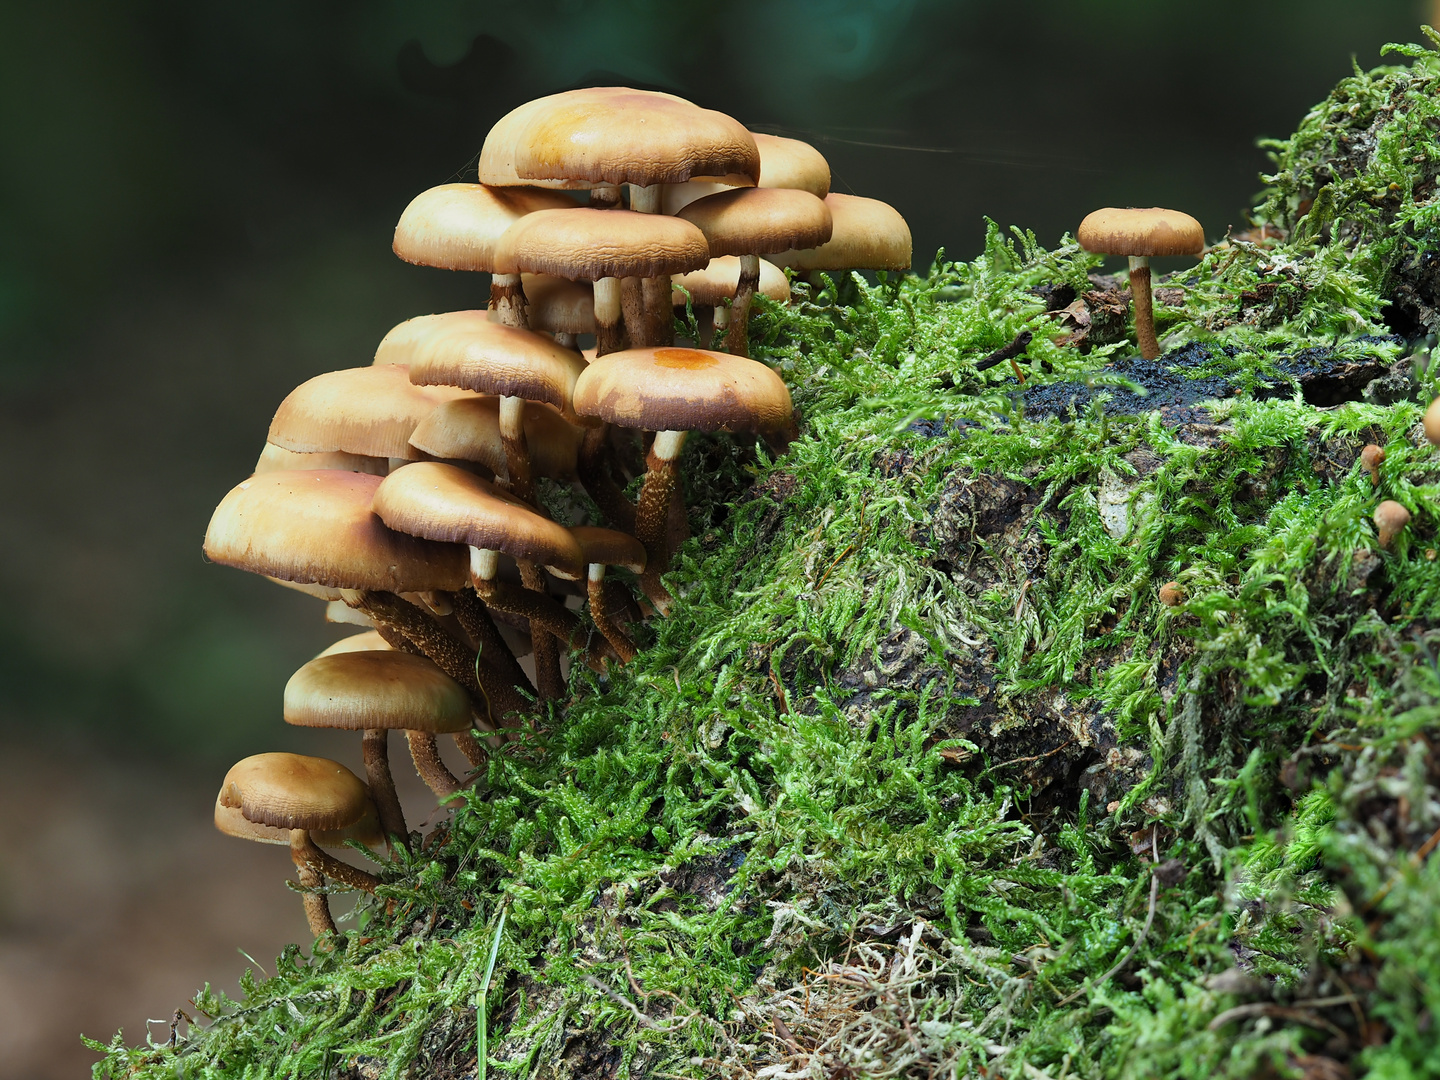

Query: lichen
<box><xmin>91</xmin><ymin>37</ymin><xmax>1440</xmax><ymax>1080</ymax></box>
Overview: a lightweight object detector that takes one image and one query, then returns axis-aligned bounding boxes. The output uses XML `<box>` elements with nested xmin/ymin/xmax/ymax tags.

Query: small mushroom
<box><xmin>572</xmin><ymin>347</ymin><xmax>793</xmax><ymax>613</ymax></box>
<box><xmin>1424</xmin><ymin>396</ymin><xmax>1440</xmax><ymax>446</ymax></box>
<box><xmin>1360</xmin><ymin>444</ymin><xmax>1385</xmax><ymax>486</ymax></box>
<box><xmin>216</xmin><ymin>753</ymin><xmax>381</xmax><ymax>938</ymax></box>
<box><xmin>286</xmin><ymin>650</ymin><xmax>478</xmax><ymax>834</ymax></box>
<box><xmin>1158</xmin><ymin>581</ymin><xmax>1185</xmax><ymax>607</ymax></box>
<box><xmin>1375</xmin><ymin>500</ymin><xmax>1411</xmax><ymax>549</ymax></box>
<box><xmin>1076</xmin><ymin>208</ymin><xmax>1205</xmax><ymax>361</ymax></box>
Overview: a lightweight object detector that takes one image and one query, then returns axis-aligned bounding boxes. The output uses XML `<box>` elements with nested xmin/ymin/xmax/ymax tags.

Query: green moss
<box><xmin>92</xmin><ymin>37</ymin><xmax>1440</xmax><ymax>1080</ymax></box>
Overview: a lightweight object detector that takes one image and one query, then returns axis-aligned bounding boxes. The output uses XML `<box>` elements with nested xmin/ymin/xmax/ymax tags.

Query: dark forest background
<box><xmin>0</xmin><ymin>3</ymin><xmax>1434</xmax><ymax>1077</ymax></box>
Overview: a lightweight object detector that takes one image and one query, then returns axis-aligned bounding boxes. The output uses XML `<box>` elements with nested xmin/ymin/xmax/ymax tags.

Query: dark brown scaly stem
<box><xmin>349</xmin><ymin>591</ymin><xmax>530</xmax><ymax>729</ymax></box>
<box><xmin>604</xmin><ymin>578</ymin><xmax>644</xmax><ymax>627</ymax></box>
<box><xmin>371</xmin><ymin>621</ymin><xmax>490</xmax><ymax>767</ymax></box>
<box><xmin>578</xmin><ymin>424</ymin><xmax>638</xmax><ymax>533</ymax></box>
<box><xmin>643</xmin><ymin>275</ymin><xmax>674</xmax><ymax>346</ymax></box>
<box><xmin>724</xmin><ymin>253</ymin><xmax>761</xmax><ymax>357</ymax></box>
<box><xmin>452</xmin><ymin>730</ymin><xmax>489</xmax><ymax>770</ymax></box>
<box><xmin>588</xmin><ymin>570</ymin><xmax>637</xmax><ymax>663</ymax></box>
<box><xmin>450</xmin><ymin>589</ymin><xmax>534</xmax><ymax>697</ymax></box>
<box><xmin>290</xmin><ymin>843</ymin><xmax>336</xmax><ymax>938</ymax></box>
<box><xmin>361</xmin><ymin>729</ymin><xmax>409</xmax><ymax>852</ymax></box>
<box><xmin>635</xmin><ymin>440</ymin><xmax>683</xmax><ymax>614</ymax></box>
<box><xmin>475</xmin><ymin>576</ymin><xmax>585</xmax><ymax>647</ymax></box>
<box><xmin>291</xmin><ymin>829</ymin><xmax>380</xmax><ymax>893</ymax></box>
<box><xmin>1128</xmin><ymin>256</ymin><xmax>1159</xmax><ymax>361</ymax></box>
<box><xmin>518</xmin><ymin>560</ymin><xmax>565</xmax><ymax>701</ymax></box>
<box><xmin>621</xmin><ymin>276</ymin><xmax>648</xmax><ymax>346</ymax></box>
<box><xmin>405</xmin><ymin>729</ymin><xmax>462</xmax><ymax>798</ymax></box>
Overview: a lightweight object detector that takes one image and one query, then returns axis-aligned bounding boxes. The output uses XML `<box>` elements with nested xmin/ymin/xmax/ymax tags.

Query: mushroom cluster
<box><xmin>201</xmin><ymin>85</ymin><xmax>912</xmax><ymax>937</ymax></box>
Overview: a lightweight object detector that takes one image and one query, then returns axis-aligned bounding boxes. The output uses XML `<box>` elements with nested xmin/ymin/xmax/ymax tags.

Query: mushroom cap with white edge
<box><xmin>661</xmin><ymin>132</ymin><xmax>831</xmax><ymax>214</ymax></box>
<box><xmin>409</xmin><ymin>396</ymin><xmax>582</xmax><ymax>481</ymax></box>
<box><xmin>572</xmin><ymin>347</ymin><xmax>793</xmax><ymax>434</ymax></box>
<box><xmin>673</xmin><ymin>257</ymin><xmax>790</xmax><ymax>307</ymax></box>
<box><xmin>511</xmin><ymin>87</ymin><xmax>760</xmax><ymax>189</ymax></box>
<box><xmin>493</xmin><ymin>207</ymin><xmax>711</xmax><ymax>281</ymax></box>
<box><xmin>571</xmin><ymin>525</ymin><xmax>647</xmax><ymax>572</ymax></box>
<box><xmin>392</xmin><ymin>183</ymin><xmax>579</xmax><ymax>271</ymax></box>
<box><xmin>766</xmin><ymin>193</ymin><xmax>911</xmax><ymax>272</ymax></box>
<box><xmin>268</xmin><ymin>365</ymin><xmax>474</xmax><ymax>461</ymax></box>
<box><xmin>375</xmin><ymin>311</ymin><xmax>587</xmax><ymax>416</ymax></box>
<box><xmin>372</xmin><ymin>461</ymin><xmax>586</xmax><ymax>579</ymax></box>
<box><xmin>521</xmin><ymin>274</ymin><xmax>596</xmax><ymax>335</ymax></box>
<box><xmin>285</xmin><ymin>651</ymin><xmax>474</xmax><ymax>733</ymax></box>
<box><xmin>677</xmin><ymin>186</ymin><xmax>833</xmax><ymax>257</ymax></box>
<box><xmin>316</xmin><ymin>630</ymin><xmax>393</xmax><ymax>657</ymax></box>
<box><xmin>204</xmin><ymin>469</ymin><xmax>469</xmax><ymax>592</ymax></box>
<box><xmin>255</xmin><ymin>443</ymin><xmax>389</xmax><ymax>477</ymax></box>
<box><xmin>218</xmin><ymin>752</ymin><xmax>373</xmax><ymax>833</ymax></box>
<box><xmin>214</xmin><ymin>793</ymin><xmax>384</xmax><ymax>851</ymax></box>
<box><xmin>1076</xmin><ymin>208</ymin><xmax>1205</xmax><ymax>258</ymax></box>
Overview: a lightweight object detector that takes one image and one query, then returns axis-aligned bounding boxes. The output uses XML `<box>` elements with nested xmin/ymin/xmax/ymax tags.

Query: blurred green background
<box><xmin>0</xmin><ymin>0</ymin><xmax>1431</xmax><ymax>767</ymax></box>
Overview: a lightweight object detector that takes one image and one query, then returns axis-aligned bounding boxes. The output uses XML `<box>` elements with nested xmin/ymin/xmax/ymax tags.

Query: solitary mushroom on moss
<box><xmin>216</xmin><ymin>753</ymin><xmax>381</xmax><ymax>937</ymax></box>
<box><xmin>1076</xmin><ymin>207</ymin><xmax>1205</xmax><ymax>361</ymax></box>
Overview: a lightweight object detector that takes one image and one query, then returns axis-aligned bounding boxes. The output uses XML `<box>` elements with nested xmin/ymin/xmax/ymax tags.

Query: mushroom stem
<box><xmin>289</xmin><ymin>837</ymin><xmax>337</xmax><ymax>938</ymax></box>
<box><xmin>589</xmin><ymin>183</ymin><xmax>621</xmax><ymax>210</ymax></box>
<box><xmin>453</xmin><ymin>730</ymin><xmax>489</xmax><ymax>770</ymax></box>
<box><xmin>450</xmin><ymin>588</ymin><xmax>535</xmax><ymax>699</ymax></box>
<box><xmin>361</xmin><ymin>729</ymin><xmax>409</xmax><ymax>851</ymax></box>
<box><xmin>628</xmin><ymin>184</ymin><xmax>675</xmax><ymax>347</ymax></box>
<box><xmin>406</xmin><ymin>729</ymin><xmax>463</xmax><ymax>798</ymax></box>
<box><xmin>497</xmin><ymin>395</ymin><xmax>534</xmax><ymax>502</ymax></box>
<box><xmin>489</xmin><ymin>273</ymin><xmax>528</xmax><ymax>329</ymax></box>
<box><xmin>471</xmin><ymin>548</ymin><xmax>587</xmax><ymax>649</ymax></box>
<box><xmin>291</xmin><ymin>829</ymin><xmax>380</xmax><ymax>895</ymax></box>
<box><xmin>724</xmin><ymin>254</ymin><xmax>761</xmax><ymax>358</ymax></box>
<box><xmin>519</xmin><ymin>559</ymin><xmax>565</xmax><ymax>701</ymax></box>
<box><xmin>621</xmin><ymin>276</ymin><xmax>647</xmax><ymax>348</ymax></box>
<box><xmin>588</xmin><ymin>563</ymin><xmax>637</xmax><ymax>662</ymax></box>
<box><xmin>594</xmin><ymin>278</ymin><xmax>625</xmax><ymax>356</ymax></box>
<box><xmin>1128</xmin><ymin>256</ymin><xmax>1159</xmax><ymax>361</ymax></box>
<box><xmin>578</xmin><ymin>424</ymin><xmax>638</xmax><ymax>532</ymax></box>
<box><xmin>635</xmin><ymin>429</ymin><xmax>688</xmax><ymax>614</ymax></box>
<box><xmin>346</xmin><ymin>590</ymin><xmax>529</xmax><ymax>728</ymax></box>
<box><xmin>710</xmin><ymin>303</ymin><xmax>730</xmax><ymax>349</ymax></box>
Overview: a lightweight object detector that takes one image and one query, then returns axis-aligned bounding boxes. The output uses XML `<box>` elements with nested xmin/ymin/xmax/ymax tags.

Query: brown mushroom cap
<box><xmin>677</xmin><ymin>187</ymin><xmax>833</xmax><ymax>257</ymax></box>
<box><xmin>510</xmin><ymin>87</ymin><xmax>760</xmax><ymax>188</ymax></box>
<box><xmin>766</xmin><ymin>193</ymin><xmax>911</xmax><ymax>271</ymax></box>
<box><xmin>316</xmin><ymin>630</ymin><xmax>393</xmax><ymax>657</ymax></box>
<box><xmin>1375</xmin><ymin>499</ymin><xmax>1412</xmax><ymax>546</ymax></box>
<box><xmin>522</xmin><ymin>274</ymin><xmax>596</xmax><ymax>335</ymax></box>
<box><xmin>214</xmin><ymin>794</ymin><xmax>384</xmax><ymax>851</ymax></box>
<box><xmin>409</xmin><ymin>396</ymin><xmax>582</xmax><ymax>481</ymax></box>
<box><xmin>1076</xmin><ymin>208</ymin><xmax>1205</xmax><ymax>258</ymax></box>
<box><xmin>372</xmin><ymin>461</ymin><xmax>585</xmax><ymax>577</ymax></box>
<box><xmin>571</xmin><ymin>525</ymin><xmax>647</xmax><ymax>572</ymax></box>
<box><xmin>493</xmin><ymin>207</ymin><xmax>711</xmax><ymax>281</ymax></box>
<box><xmin>255</xmin><ymin>443</ymin><xmax>389</xmax><ymax>477</ymax></box>
<box><xmin>661</xmin><ymin>132</ymin><xmax>831</xmax><ymax>214</ymax></box>
<box><xmin>572</xmin><ymin>347</ymin><xmax>793</xmax><ymax>434</ymax></box>
<box><xmin>285</xmin><ymin>651</ymin><xmax>474</xmax><ymax>733</ymax></box>
<box><xmin>375</xmin><ymin>311</ymin><xmax>586</xmax><ymax>415</ymax></box>
<box><xmin>392</xmin><ymin>183</ymin><xmax>579</xmax><ymax>271</ymax></box>
<box><xmin>479</xmin><ymin>96</ymin><xmax>608</xmax><ymax>189</ymax></box>
<box><xmin>673</xmin><ymin>257</ymin><xmax>790</xmax><ymax>306</ymax></box>
<box><xmin>1424</xmin><ymin>397</ymin><xmax>1440</xmax><ymax>446</ymax></box>
<box><xmin>218</xmin><ymin>752</ymin><xmax>372</xmax><ymax>832</ymax></box>
<box><xmin>204</xmin><ymin>469</ymin><xmax>469</xmax><ymax>592</ymax></box>
<box><xmin>268</xmin><ymin>365</ymin><xmax>473</xmax><ymax>460</ymax></box>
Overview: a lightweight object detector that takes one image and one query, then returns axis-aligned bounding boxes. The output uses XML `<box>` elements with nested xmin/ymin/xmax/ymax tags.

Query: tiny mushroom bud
<box><xmin>1360</xmin><ymin>444</ymin><xmax>1385</xmax><ymax>486</ymax></box>
<box><xmin>1158</xmin><ymin>581</ymin><xmax>1185</xmax><ymax>607</ymax></box>
<box><xmin>1375</xmin><ymin>500</ymin><xmax>1411</xmax><ymax>550</ymax></box>
<box><xmin>1425</xmin><ymin>396</ymin><xmax>1440</xmax><ymax>446</ymax></box>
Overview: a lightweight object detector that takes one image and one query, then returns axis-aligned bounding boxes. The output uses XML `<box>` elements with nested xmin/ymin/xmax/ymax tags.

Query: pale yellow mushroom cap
<box><xmin>1077</xmin><ymin>207</ymin><xmax>1205</xmax><ymax>258</ymax></box>
<box><xmin>316</xmin><ymin>630</ymin><xmax>393</xmax><ymax>658</ymax></box>
<box><xmin>218</xmin><ymin>753</ymin><xmax>372</xmax><ymax>833</ymax></box>
<box><xmin>766</xmin><ymin>193</ymin><xmax>911</xmax><ymax>272</ymax></box>
<box><xmin>285</xmin><ymin>651</ymin><xmax>474</xmax><ymax>733</ymax></box>
<box><xmin>677</xmin><ymin>186</ymin><xmax>833</xmax><ymax>257</ymax></box>
<box><xmin>392</xmin><ymin>183</ymin><xmax>579</xmax><ymax>271</ymax></box>
<box><xmin>572</xmin><ymin>347</ymin><xmax>793</xmax><ymax>434</ymax></box>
